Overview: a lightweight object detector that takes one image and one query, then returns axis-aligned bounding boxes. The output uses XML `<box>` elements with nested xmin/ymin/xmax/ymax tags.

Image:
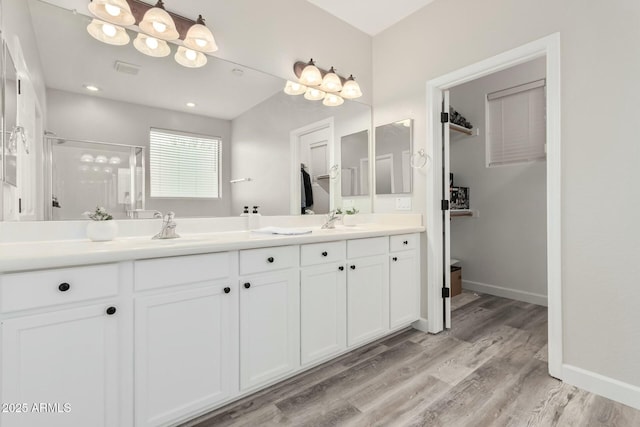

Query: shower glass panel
<box><xmin>46</xmin><ymin>137</ymin><xmax>145</xmax><ymax>220</ymax></box>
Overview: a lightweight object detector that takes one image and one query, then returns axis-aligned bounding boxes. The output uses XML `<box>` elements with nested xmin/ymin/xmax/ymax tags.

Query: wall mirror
<box><xmin>3</xmin><ymin>0</ymin><xmax>372</xmax><ymax>220</ymax></box>
<box><xmin>3</xmin><ymin>44</ymin><xmax>18</xmax><ymax>187</ymax></box>
<box><xmin>374</xmin><ymin>119</ymin><xmax>412</xmax><ymax>195</ymax></box>
<box><xmin>340</xmin><ymin>130</ymin><xmax>369</xmax><ymax>197</ymax></box>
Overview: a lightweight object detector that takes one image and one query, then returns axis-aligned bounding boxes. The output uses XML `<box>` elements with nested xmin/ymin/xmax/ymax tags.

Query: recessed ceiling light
<box><xmin>84</xmin><ymin>84</ymin><xmax>101</xmax><ymax>92</ymax></box>
<box><xmin>186</xmin><ymin>102</ymin><xmax>196</xmax><ymax>108</ymax></box>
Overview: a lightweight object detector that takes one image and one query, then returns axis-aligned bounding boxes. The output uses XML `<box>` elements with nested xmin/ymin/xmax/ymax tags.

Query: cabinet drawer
<box><xmin>300</xmin><ymin>241</ymin><xmax>346</xmax><ymax>267</ymax></box>
<box><xmin>347</xmin><ymin>237</ymin><xmax>387</xmax><ymax>259</ymax></box>
<box><xmin>135</xmin><ymin>252</ymin><xmax>231</xmax><ymax>291</ymax></box>
<box><xmin>240</xmin><ymin>246</ymin><xmax>298</xmax><ymax>276</ymax></box>
<box><xmin>390</xmin><ymin>234</ymin><xmax>418</xmax><ymax>252</ymax></box>
<box><xmin>0</xmin><ymin>264</ymin><xmax>119</xmax><ymax>313</ymax></box>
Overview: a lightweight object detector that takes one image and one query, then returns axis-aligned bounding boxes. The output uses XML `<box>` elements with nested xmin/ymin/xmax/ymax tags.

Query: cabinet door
<box><xmin>240</xmin><ymin>270</ymin><xmax>299</xmax><ymax>391</ymax></box>
<box><xmin>1</xmin><ymin>304</ymin><xmax>120</xmax><ymax>427</ymax></box>
<box><xmin>347</xmin><ymin>255</ymin><xmax>389</xmax><ymax>347</ymax></box>
<box><xmin>389</xmin><ymin>251</ymin><xmax>420</xmax><ymax>328</ymax></box>
<box><xmin>300</xmin><ymin>263</ymin><xmax>346</xmax><ymax>366</ymax></box>
<box><xmin>135</xmin><ymin>283</ymin><xmax>238</xmax><ymax>427</ymax></box>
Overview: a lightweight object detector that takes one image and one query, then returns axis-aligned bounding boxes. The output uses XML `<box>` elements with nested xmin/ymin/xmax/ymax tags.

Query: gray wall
<box><xmin>373</xmin><ymin>0</ymin><xmax>640</xmax><ymax>390</ymax></box>
<box><xmin>449</xmin><ymin>58</ymin><xmax>547</xmax><ymax>303</ymax></box>
<box><xmin>46</xmin><ymin>89</ymin><xmax>232</xmax><ymax>218</ymax></box>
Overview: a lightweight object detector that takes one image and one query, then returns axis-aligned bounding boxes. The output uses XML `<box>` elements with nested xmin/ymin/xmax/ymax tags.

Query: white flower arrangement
<box><xmin>83</xmin><ymin>206</ymin><xmax>113</xmax><ymax>221</ymax></box>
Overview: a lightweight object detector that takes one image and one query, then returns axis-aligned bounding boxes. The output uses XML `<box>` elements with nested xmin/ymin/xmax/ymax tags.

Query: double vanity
<box><xmin>0</xmin><ymin>217</ymin><xmax>423</xmax><ymax>427</ymax></box>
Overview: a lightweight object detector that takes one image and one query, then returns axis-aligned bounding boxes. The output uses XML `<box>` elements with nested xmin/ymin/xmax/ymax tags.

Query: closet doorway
<box><xmin>425</xmin><ymin>34</ymin><xmax>562</xmax><ymax>379</ymax></box>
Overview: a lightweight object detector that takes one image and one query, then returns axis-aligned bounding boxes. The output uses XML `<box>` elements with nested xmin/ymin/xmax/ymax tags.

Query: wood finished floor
<box><xmin>183</xmin><ymin>292</ymin><xmax>640</xmax><ymax>427</ymax></box>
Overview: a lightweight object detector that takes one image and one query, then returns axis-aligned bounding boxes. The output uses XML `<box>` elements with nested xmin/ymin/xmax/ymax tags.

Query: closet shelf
<box><xmin>450</xmin><ymin>123</ymin><xmax>479</xmax><ymax>136</ymax></box>
<box><xmin>451</xmin><ymin>209</ymin><xmax>473</xmax><ymax>217</ymax></box>
<box><xmin>315</xmin><ymin>174</ymin><xmax>330</xmax><ymax>180</ymax></box>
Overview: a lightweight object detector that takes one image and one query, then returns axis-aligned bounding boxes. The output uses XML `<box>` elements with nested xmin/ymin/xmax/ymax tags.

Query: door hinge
<box><xmin>441</xmin><ymin>112</ymin><xmax>449</xmax><ymax>123</ymax></box>
<box><xmin>442</xmin><ymin>287</ymin><xmax>450</xmax><ymax>298</ymax></box>
<box><xmin>18</xmin><ymin>198</ymin><xmax>22</xmax><ymax>214</ymax></box>
<box><xmin>441</xmin><ymin>200</ymin><xmax>449</xmax><ymax>211</ymax></box>
<box><xmin>18</xmin><ymin>79</ymin><xmax>21</xmax><ymax>95</ymax></box>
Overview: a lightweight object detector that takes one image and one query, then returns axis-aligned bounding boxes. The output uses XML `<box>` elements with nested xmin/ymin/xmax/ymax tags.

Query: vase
<box><xmin>342</xmin><ymin>214</ymin><xmax>358</xmax><ymax>227</ymax></box>
<box><xmin>86</xmin><ymin>220</ymin><xmax>118</xmax><ymax>242</ymax></box>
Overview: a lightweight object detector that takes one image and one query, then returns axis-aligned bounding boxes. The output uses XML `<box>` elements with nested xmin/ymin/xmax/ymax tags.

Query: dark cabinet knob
<box><xmin>244</xmin><ymin>282</ymin><xmax>251</xmax><ymax>289</ymax></box>
<box><xmin>321</xmin><ymin>251</ymin><xmax>328</xmax><ymax>257</ymax></box>
<box><xmin>338</xmin><ymin>266</ymin><xmax>344</xmax><ymax>271</ymax></box>
<box><xmin>403</xmin><ymin>240</ymin><xmax>408</xmax><ymax>245</ymax></box>
<box><xmin>224</xmin><ymin>287</ymin><xmax>231</xmax><ymax>294</ymax></box>
<box><xmin>393</xmin><ymin>257</ymin><xmax>398</xmax><ymax>261</ymax></box>
<box><xmin>350</xmin><ymin>265</ymin><xmax>356</xmax><ymax>270</ymax></box>
<box><xmin>106</xmin><ymin>306</ymin><xmax>117</xmax><ymax>315</ymax></box>
<box><xmin>58</xmin><ymin>283</ymin><xmax>70</xmax><ymax>292</ymax></box>
<box><xmin>267</xmin><ymin>257</ymin><xmax>274</xmax><ymax>263</ymax></box>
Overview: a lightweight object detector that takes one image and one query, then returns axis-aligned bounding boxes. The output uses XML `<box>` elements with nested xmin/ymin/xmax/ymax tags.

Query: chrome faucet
<box><xmin>321</xmin><ymin>210</ymin><xmax>340</xmax><ymax>229</ymax></box>
<box><xmin>152</xmin><ymin>212</ymin><xmax>180</xmax><ymax>239</ymax></box>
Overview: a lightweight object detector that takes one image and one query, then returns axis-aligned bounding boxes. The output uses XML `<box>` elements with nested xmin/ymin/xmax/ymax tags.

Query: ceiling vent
<box><xmin>114</xmin><ymin>61</ymin><xmax>140</xmax><ymax>75</ymax></box>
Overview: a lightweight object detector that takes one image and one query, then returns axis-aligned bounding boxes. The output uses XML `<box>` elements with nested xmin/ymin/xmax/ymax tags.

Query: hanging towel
<box><xmin>301</xmin><ymin>168</ymin><xmax>313</xmax><ymax>208</ymax></box>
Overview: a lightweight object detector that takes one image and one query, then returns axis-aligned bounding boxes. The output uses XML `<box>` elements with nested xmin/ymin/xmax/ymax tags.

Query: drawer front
<box><xmin>390</xmin><ymin>234</ymin><xmax>418</xmax><ymax>252</ymax></box>
<box><xmin>0</xmin><ymin>264</ymin><xmax>119</xmax><ymax>313</ymax></box>
<box><xmin>347</xmin><ymin>237</ymin><xmax>388</xmax><ymax>259</ymax></box>
<box><xmin>300</xmin><ymin>241</ymin><xmax>346</xmax><ymax>267</ymax></box>
<box><xmin>240</xmin><ymin>246</ymin><xmax>298</xmax><ymax>276</ymax></box>
<box><xmin>135</xmin><ymin>252</ymin><xmax>231</xmax><ymax>292</ymax></box>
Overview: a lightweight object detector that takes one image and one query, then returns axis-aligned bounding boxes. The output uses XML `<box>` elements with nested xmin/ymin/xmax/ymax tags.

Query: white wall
<box><xmin>373</xmin><ymin>0</ymin><xmax>640</xmax><ymax>392</ymax></box>
<box><xmin>449</xmin><ymin>58</ymin><xmax>547</xmax><ymax>304</ymax></box>
<box><xmin>46</xmin><ymin>89</ymin><xmax>233</xmax><ymax>218</ymax></box>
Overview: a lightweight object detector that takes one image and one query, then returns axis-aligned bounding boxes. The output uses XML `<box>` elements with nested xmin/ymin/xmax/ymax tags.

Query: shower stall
<box><xmin>44</xmin><ymin>136</ymin><xmax>145</xmax><ymax>220</ymax></box>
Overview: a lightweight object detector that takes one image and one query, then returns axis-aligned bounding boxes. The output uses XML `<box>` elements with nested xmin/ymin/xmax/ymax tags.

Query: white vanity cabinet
<box><xmin>0</xmin><ymin>264</ymin><xmax>125</xmax><ymax>427</ymax></box>
<box><xmin>239</xmin><ymin>246</ymin><xmax>300</xmax><ymax>391</ymax></box>
<box><xmin>389</xmin><ymin>234</ymin><xmax>420</xmax><ymax>328</ymax></box>
<box><xmin>346</xmin><ymin>237</ymin><xmax>390</xmax><ymax>347</ymax></box>
<box><xmin>133</xmin><ymin>253</ymin><xmax>238</xmax><ymax>427</ymax></box>
<box><xmin>300</xmin><ymin>241</ymin><xmax>347</xmax><ymax>366</ymax></box>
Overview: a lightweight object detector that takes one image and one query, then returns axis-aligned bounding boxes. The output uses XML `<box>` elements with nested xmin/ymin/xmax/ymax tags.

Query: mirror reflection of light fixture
<box><xmin>133</xmin><ymin>33</ymin><xmax>171</xmax><ymax>57</ymax></box>
<box><xmin>175</xmin><ymin>46</ymin><xmax>207</xmax><ymax>68</ymax></box>
<box><xmin>304</xmin><ymin>87</ymin><xmax>325</xmax><ymax>101</ymax></box>
<box><xmin>95</xmin><ymin>155</ymin><xmax>108</xmax><ymax>164</ymax></box>
<box><xmin>286</xmin><ymin>60</ymin><xmax>363</xmax><ymax>106</ymax></box>
<box><xmin>299</xmin><ymin>59</ymin><xmax>322</xmax><ymax>86</ymax></box>
<box><xmin>109</xmin><ymin>156</ymin><xmax>122</xmax><ymax>164</ymax></box>
<box><xmin>81</xmin><ymin>154</ymin><xmax>95</xmax><ymax>163</ymax></box>
<box><xmin>284</xmin><ymin>80</ymin><xmax>307</xmax><ymax>95</ymax></box>
<box><xmin>320</xmin><ymin>67</ymin><xmax>342</xmax><ymax>92</ymax></box>
<box><xmin>184</xmin><ymin>15</ymin><xmax>218</xmax><ymax>53</ymax></box>
<box><xmin>139</xmin><ymin>0</ymin><xmax>179</xmax><ymax>41</ymax></box>
<box><xmin>323</xmin><ymin>93</ymin><xmax>344</xmax><ymax>107</ymax></box>
<box><xmin>87</xmin><ymin>19</ymin><xmax>130</xmax><ymax>46</ymax></box>
<box><xmin>340</xmin><ymin>75</ymin><xmax>362</xmax><ymax>99</ymax></box>
<box><xmin>88</xmin><ymin>0</ymin><xmax>135</xmax><ymax>26</ymax></box>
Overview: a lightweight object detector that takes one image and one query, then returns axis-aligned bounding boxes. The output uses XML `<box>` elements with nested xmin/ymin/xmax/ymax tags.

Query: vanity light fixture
<box><xmin>87</xmin><ymin>19</ymin><xmax>130</xmax><ymax>46</ymax></box>
<box><xmin>285</xmin><ymin>59</ymin><xmax>363</xmax><ymax>107</ymax></box>
<box><xmin>95</xmin><ymin>155</ymin><xmax>108</xmax><ymax>164</ymax></box>
<box><xmin>299</xmin><ymin>59</ymin><xmax>323</xmax><ymax>86</ymax></box>
<box><xmin>83</xmin><ymin>84</ymin><xmax>101</xmax><ymax>92</ymax></box>
<box><xmin>186</xmin><ymin>102</ymin><xmax>196</xmax><ymax>107</ymax></box>
<box><xmin>133</xmin><ymin>33</ymin><xmax>171</xmax><ymax>57</ymax></box>
<box><xmin>319</xmin><ymin>67</ymin><xmax>342</xmax><ymax>93</ymax></box>
<box><xmin>283</xmin><ymin>80</ymin><xmax>307</xmax><ymax>95</ymax></box>
<box><xmin>175</xmin><ymin>46</ymin><xmax>207</xmax><ymax>68</ymax></box>
<box><xmin>323</xmin><ymin>93</ymin><xmax>344</xmax><ymax>107</ymax></box>
<box><xmin>183</xmin><ymin>15</ymin><xmax>218</xmax><ymax>53</ymax></box>
<box><xmin>139</xmin><ymin>0</ymin><xmax>179</xmax><ymax>41</ymax></box>
<box><xmin>340</xmin><ymin>75</ymin><xmax>363</xmax><ymax>100</ymax></box>
<box><xmin>109</xmin><ymin>156</ymin><xmax>122</xmax><ymax>164</ymax></box>
<box><xmin>80</xmin><ymin>154</ymin><xmax>95</xmax><ymax>162</ymax></box>
<box><xmin>304</xmin><ymin>87</ymin><xmax>326</xmax><ymax>101</ymax></box>
<box><xmin>88</xmin><ymin>0</ymin><xmax>135</xmax><ymax>26</ymax></box>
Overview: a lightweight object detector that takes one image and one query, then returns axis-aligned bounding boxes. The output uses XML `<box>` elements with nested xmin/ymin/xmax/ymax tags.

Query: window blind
<box><xmin>486</xmin><ymin>80</ymin><xmax>546</xmax><ymax>167</ymax></box>
<box><xmin>149</xmin><ymin>128</ymin><xmax>220</xmax><ymax>198</ymax></box>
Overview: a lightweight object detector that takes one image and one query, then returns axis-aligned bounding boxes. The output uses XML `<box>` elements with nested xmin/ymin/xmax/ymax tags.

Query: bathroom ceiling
<box><xmin>306</xmin><ymin>0</ymin><xmax>437</xmax><ymax>36</ymax></box>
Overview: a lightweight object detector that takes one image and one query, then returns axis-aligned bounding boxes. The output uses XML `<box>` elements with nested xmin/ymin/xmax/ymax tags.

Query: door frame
<box><xmin>425</xmin><ymin>33</ymin><xmax>562</xmax><ymax>379</ymax></box>
<box><xmin>289</xmin><ymin>117</ymin><xmax>334</xmax><ymax>215</ymax></box>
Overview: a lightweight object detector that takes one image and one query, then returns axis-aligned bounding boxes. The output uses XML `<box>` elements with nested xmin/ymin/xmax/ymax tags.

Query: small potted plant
<box><xmin>341</xmin><ymin>207</ymin><xmax>359</xmax><ymax>226</ymax></box>
<box><xmin>83</xmin><ymin>206</ymin><xmax>117</xmax><ymax>242</ymax></box>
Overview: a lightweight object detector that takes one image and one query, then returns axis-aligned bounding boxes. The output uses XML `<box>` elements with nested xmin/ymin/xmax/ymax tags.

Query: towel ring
<box><xmin>410</xmin><ymin>149</ymin><xmax>430</xmax><ymax>169</ymax></box>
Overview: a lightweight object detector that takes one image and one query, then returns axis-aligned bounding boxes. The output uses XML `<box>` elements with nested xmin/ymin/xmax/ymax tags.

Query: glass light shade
<box><xmin>304</xmin><ymin>87</ymin><xmax>325</xmax><ymax>101</ymax></box>
<box><xmin>175</xmin><ymin>46</ymin><xmax>207</xmax><ymax>68</ymax></box>
<box><xmin>95</xmin><ymin>155</ymin><xmax>108</xmax><ymax>164</ymax></box>
<box><xmin>88</xmin><ymin>0</ymin><xmax>135</xmax><ymax>26</ymax></box>
<box><xmin>299</xmin><ymin>60</ymin><xmax>322</xmax><ymax>86</ymax></box>
<box><xmin>87</xmin><ymin>19</ymin><xmax>130</xmax><ymax>46</ymax></box>
<box><xmin>184</xmin><ymin>16</ymin><xmax>218</xmax><ymax>53</ymax></box>
<box><xmin>320</xmin><ymin>67</ymin><xmax>343</xmax><ymax>92</ymax></box>
<box><xmin>109</xmin><ymin>156</ymin><xmax>122</xmax><ymax>164</ymax></box>
<box><xmin>133</xmin><ymin>33</ymin><xmax>170</xmax><ymax>57</ymax></box>
<box><xmin>340</xmin><ymin>75</ymin><xmax>363</xmax><ymax>99</ymax></box>
<box><xmin>80</xmin><ymin>154</ymin><xmax>94</xmax><ymax>163</ymax></box>
<box><xmin>139</xmin><ymin>3</ymin><xmax>179</xmax><ymax>41</ymax></box>
<box><xmin>284</xmin><ymin>80</ymin><xmax>307</xmax><ymax>95</ymax></box>
<box><xmin>323</xmin><ymin>93</ymin><xmax>344</xmax><ymax>107</ymax></box>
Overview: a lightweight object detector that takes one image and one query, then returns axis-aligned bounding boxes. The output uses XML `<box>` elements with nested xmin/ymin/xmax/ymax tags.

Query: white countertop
<box><xmin>0</xmin><ymin>224</ymin><xmax>424</xmax><ymax>273</ymax></box>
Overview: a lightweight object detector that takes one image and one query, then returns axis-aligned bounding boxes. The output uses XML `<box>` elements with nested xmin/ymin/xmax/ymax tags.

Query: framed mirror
<box><xmin>340</xmin><ymin>130</ymin><xmax>369</xmax><ymax>197</ymax></box>
<box><xmin>374</xmin><ymin>119</ymin><xmax>413</xmax><ymax>195</ymax></box>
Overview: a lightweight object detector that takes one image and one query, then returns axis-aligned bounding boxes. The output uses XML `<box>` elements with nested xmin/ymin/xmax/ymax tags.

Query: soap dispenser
<box><xmin>241</xmin><ymin>206</ymin><xmax>249</xmax><ymax>216</ymax></box>
<box><xmin>248</xmin><ymin>205</ymin><xmax>261</xmax><ymax>230</ymax></box>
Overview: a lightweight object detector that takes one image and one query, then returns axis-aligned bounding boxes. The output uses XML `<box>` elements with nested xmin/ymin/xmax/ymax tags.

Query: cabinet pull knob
<box><xmin>58</xmin><ymin>283</ymin><xmax>70</xmax><ymax>292</ymax></box>
<box><xmin>350</xmin><ymin>265</ymin><xmax>356</xmax><ymax>270</ymax></box>
<box><xmin>338</xmin><ymin>266</ymin><xmax>344</xmax><ymax>271</ymax></box>
<box><xmin>403</xmin><ymin>240</ymin><xmax>408</xmax><ymax>245</ymax></box>
<box><xmin>224</xmin><ymin>287</ymin><xmax>231</xmax><ymax>294</ymax></box>
<box><xmin>321</xmin><ymin>251</ymin><xmax>328</xmax><ymax>257</ymax></box>
<box><xmin>244</xmin><ymin>282</ymin><xmax>251</xmax><ymax>289</ymax></box>
<box><xmin>106</xmin><ymin>306</ymin><xmax>117</xmax><ymax>315</ymax></box>
<box><xmin>267</xmin><ymin>257</ymin><xmax>274</xmax><ymax>263</ymax></box>
<box><xmin>393</xmin><ymin>257</ymin><xmax>398</xmax><ymax>261</ymax></box>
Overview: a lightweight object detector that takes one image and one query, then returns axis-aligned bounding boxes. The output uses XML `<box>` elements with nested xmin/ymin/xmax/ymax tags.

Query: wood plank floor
<box><xmin>182</xmin><ymin>292</ymin><xmax>640</xmax><ymax>427</ymax></box>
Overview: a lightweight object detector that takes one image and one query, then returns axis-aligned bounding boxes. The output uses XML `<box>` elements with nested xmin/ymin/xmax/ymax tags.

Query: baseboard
<box><xmin>462</xmin><ymin>280</ymin><xmax>547</xmax><ymax>306</ymax></box>
<box><xmin>563</xmin><ymin>364</ymin><xmax>640</xmax><ymax>410</ymax></box>
<box><xmin>411</xmin><ymin>318</ymin><xmax>429</xmax><ymax>333</ymax></box>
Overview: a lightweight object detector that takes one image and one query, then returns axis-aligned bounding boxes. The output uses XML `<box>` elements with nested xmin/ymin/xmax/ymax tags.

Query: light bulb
<box><xmin>145</xmin><ymin>36</ymin><xmax>159</xmax><ymax>49</ymax></box>
<box><xmin>102</xmin><ymin>23</ymin><xmax>117</xmax><ymax>37</ymax></box>
<box><xmin>104</xmin><ymin>3</ymin><xmax>121</xmax><ymax>17</ymax></box>
<box><xmin>185</xmin><ymin>49</ymin><xmax>197</xmax><ymax>61</ymax></box>
<box><xmin>152</xmin><ymin>21</ymin><xmax>167</xmax><ymax>33</ymax></box>
<box><xmin>195</xmin><ymin>38</ymin><xmax>207</xmax><ymax>47</ymax></box>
